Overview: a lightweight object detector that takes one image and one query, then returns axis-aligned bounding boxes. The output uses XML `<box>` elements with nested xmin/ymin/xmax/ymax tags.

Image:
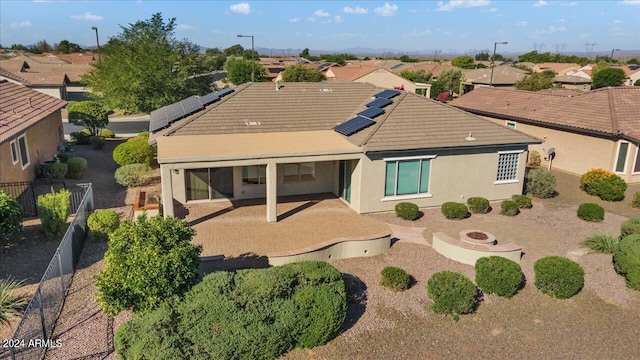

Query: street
<box><xmin>63</xmin><ymin>114</ymin><xmax>150</xmax><ymax>137</ymax></box>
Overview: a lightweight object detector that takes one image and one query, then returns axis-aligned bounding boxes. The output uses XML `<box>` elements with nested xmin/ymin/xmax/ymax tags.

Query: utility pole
<box><xmin>237</xmin><ymin>34</ymin><xmax>255</xmax><ymax>82</ymax></box>
<box><xmin>490</xmin><ymin>41</ymin><xmax>508</xmax><ymax>87</ymax></box>
<box><xmin>91</xmin><ymin>26</ymin><xmax>101</xmax><ymax>63</ymax></box>
<box><xmin>433</xmin><ymin>49</ymin><xmax>441</xmax><ymax>61</ymax></box>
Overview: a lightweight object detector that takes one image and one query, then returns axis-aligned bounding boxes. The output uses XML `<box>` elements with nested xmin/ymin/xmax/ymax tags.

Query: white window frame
<box><xmin>632</xmin><ymin>143</ymin><xmax>640</xmax><ymax>175</ymax></box>
<box><xmin>283</xmin><ymin>162</ymin><xmax>316</xmax><ymax>183</ymax></box>
<box><xmin>17</xmin><ymin>135</ymin><xmax>30</xmax><ymax>170</ymax></box>
<box><xmin>614</xmin><ymin>141</ymin><xmax>630</xmax><ymax>174</ymax></box>
<box><xmin>9</xmin><ymin>140</ymin><xmax>19</xmax><ymax>165</ymax></box>
<box><xmin>505</xmin><ymin>121</ymin><xmax>516</xmax><ymax>129</ymax></box>
<box><xmin>494</xmin><ymin>150</ymin><xmax>523</xmax><ymax>185</ymax></box>
<box><xmin>382</xmin><ymin>155</ymin><xmax>436</xmax><ymax>201</ymax></box>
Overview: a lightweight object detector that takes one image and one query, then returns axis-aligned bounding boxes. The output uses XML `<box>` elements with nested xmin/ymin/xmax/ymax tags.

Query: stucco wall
<box><xmin>0</xmin><ymin>111</ymin><xmax>64</xmax><ymax>183</ymax></box>
<box><xmin>357</xmin><ymin>70</ymin><xmax>417</xmax><ymax>93</ymax></box>
<box><xmin>30</xmin><ymin>86</ymin><xmax>64</xmax><ymax>100</ymax></box>
<box><xmin>353</xmin><ymin>147</ymin><xmax>528</xmax><ymax>214</ymax></box>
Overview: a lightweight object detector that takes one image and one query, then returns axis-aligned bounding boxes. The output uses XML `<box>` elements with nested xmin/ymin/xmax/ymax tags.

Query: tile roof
<box><xmin>553</xmin><ymin>75</ymin><xmax>592</xmax><ymax>84</ymax></box>
<box><xmin>535</xmin><ymin>62</ymin><xmax>580</xmax><ymax>75</ymax></box>
<box><xmin>157</xmin><ymin>81</ymin><xmax>539</xmax><ymax>153</ymax></box>
<box><xmin>450</xmin><ymin>86</ymin><xmax>640</xmax><ymax>142</ymax></box>
<box><xmin>49</xmin><ymin>53</ymin><xmax>98</xmax><ymax>65</ymax></box>
<box><xmin>0</xmin><ymin>58</ymin><xmax>88</xmax><ymax>84</ymax></box>
<box><xmin>327</xmin><ymin>65</ymin><xmax>380</xmax><ymax>81</ymax></box>
<box><xmin>0</xmin><ymin>80</ymin><xmax>67</xmax><ymax>144</ymax></box>
<box><xmin>463</xmin><ymin>66</ymin><xmax>529</xmax><ymax>85</ymax></box>
<box><xmin>0</xmin><ymin>67</ymin><xmax>30</xmax><ymax>85</ymax></box>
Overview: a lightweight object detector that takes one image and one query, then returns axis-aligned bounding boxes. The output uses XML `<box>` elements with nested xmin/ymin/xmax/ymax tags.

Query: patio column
<box><xmin>266</xmin><ymin>162</ymin><xmax>277</xmax><ymax>223</ymax></box>
<box><xmin>160</xmin><ymin>165</ymin><xmax>174</xmax><ymax>217</ymax></box>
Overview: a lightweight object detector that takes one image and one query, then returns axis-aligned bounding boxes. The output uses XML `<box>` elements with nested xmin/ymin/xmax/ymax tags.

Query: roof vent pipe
<box><xmin>276</xmin><ymin>80</ymin><xmax>280</xmax><ymax>91</ymax></box>
<box><xmin>465</xmin><ymin>132</ymin><xmax>476</xmax><ymax>141</ymax></box>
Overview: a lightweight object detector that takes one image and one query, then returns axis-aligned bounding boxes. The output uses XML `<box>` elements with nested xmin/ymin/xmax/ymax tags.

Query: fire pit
<box><xmin>459</xmin><ymin>230</ymin><xmax>496</xmax><ymax>245</ymax></box>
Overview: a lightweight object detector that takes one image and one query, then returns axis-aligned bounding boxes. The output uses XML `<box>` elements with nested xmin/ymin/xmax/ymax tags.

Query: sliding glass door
<box><xmin>185</xmin><ymin>167</ymin><xmax>234</xmax><ymax>201</ymax></box>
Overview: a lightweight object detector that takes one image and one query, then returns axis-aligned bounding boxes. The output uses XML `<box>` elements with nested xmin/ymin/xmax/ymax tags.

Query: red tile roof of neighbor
<box><xmin>0</xmin><ymin>80</ymin><xmax>67</xmax><ymax>144</ymax></box>
<box><xmin>450</xmin><ymin>86</ymin><xmax>640</xmax><ymax>142</ymax></box>
<box><xmin>49</xmin><ymin>53</ymin><xmax>98</xmax><ymax>65</ymax></box>
<box><xmin>328</xmin><ymin>65</ymin><xmax>380</xmax><ymax>81</ymax></box>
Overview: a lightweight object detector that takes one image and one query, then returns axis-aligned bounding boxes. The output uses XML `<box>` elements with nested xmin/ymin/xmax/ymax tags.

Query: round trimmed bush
<box><xmin>87</xmin><ymin>209</ymin><xmax>120</xmax><ymax>241</ymax></box>
<box><xmin>380</xmin><ymin>266</ymin><xmax>411</xmax><ymax>291</ymax></box>
<box><xmin>475</xmin><ymin>256</ymin><xmax>524</xmax><ymax>298</ymax></box>
<box><xmin>114</xmin><ymin>164</ymin><xmax>152</xmax><ymax>187</ymax></box>
<box><xmin>57</xmin><ymin>152</ymin><xmax>74</xmax><ymax>162</ymax></box>
<box><xmin>66</xmin><ymin>156</ymin><xmax>87</xmax><ymax>179</ymax></box>
<box><xmin>534</xmin><ymin>256</ymin><xmax>584</xmax><ymax>299</ymax></box>
<box><xmin>632</xmin><ymin>192</ymin><xmax>640</xmax><ymax>209</ymax></box>
<box><xmin>577</xmin><ymin>203</ymin><xmax>605</xmax><ymax>222</ymax></box>
<box><xmin>427</xmin><ymin>271</ymin><xmax>478</xmax><ymax>320</ymax></box>
<box><xmin>394</xmin><ymin>202</ymin><xmax>419</xmax><ymax>221</ymax></box>
<box><xmin>511</xmin><ymin>194</ymin><xmax>532</xmax><ymax>209</ymax></box>
<box><xmin>500</xmin><ymin>200</ymin><xmax>520</xmax><ymax>216</ymax></box>
<box><xmin>46</xmin><ymin>162</ymin><xmax>68</xmax><ymax>179</ymax></box>
<box><xmin>441</xmin><ymin>202</ymin><xmax>468</xmax><ymax>220</ymax></box>
<box><xmin>70</xmin><ymin>130</ymin><xmax>91</xmax><ymax>145</ymax></box>
<box><xmin>621</xmin><ymin>217</ymin><xmax>640</xmax><ymax>237</ymax></box>
<box><xmin>113</xmin><ymin>139</ymin><xmax>156</xmax><ymax>166</ymax></box>
<box><xmin>0</xmin><ymin>190</ymin><xmax>21</xmax><ymax>240</ymax></box>
<box><xmin>613</xmin><ymin>234</ymin><xmax>640</xmax><ymax>290</ymax></box>
<box><xmin>527</xmin><ymin>150</ymin><xmax>541</xmax><ymax>168</ymax></box>
<box><xmin>100</xmin><ymin>129</ymin><xmax>115</xmax><ymax>138</ymax></box>
<box><xmin>467</xmin><ymin>197</ymin><xmax>490</xmax><ymax>214</ymax></box>
<box><xmin>580</xmin><ymin>168</ymin><xmax>627</xmax><ymax>201</ymax></box>
<box><xmin>525</xmin><ymin>169</ymin><xmax>556</xmax><ymax>198</ymax></box>
<box><xmin>580</xmin><ymin>168</ymin><xmax>612</xmax><ymax>195</ymax></box>
<box><xmin>90</xmin><ymin>135</ymin><xmax>106</xmax><ymax>150</ymax></box>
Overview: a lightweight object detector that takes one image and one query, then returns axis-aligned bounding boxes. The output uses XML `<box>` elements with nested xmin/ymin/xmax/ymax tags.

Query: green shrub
<box><xmin>95</xmin><ymin>214</ymin><xmax>202</xmax><ymax>316</ymax></box>
<box><xmin>87</xmin><ymin>209</ymin><xmax>120</xmax><ymax>241</ymax></box>
<box><xmin>70</xmin><ymin>129</ymin><xmax>91</xmax><ymax>145</ymax></box>
<box><xmin>114</xmin><ymin>164</ymin><xmax>152</xmax><ymax>187</ymax></box>
<box><xmin>500</xmin><ymin>200</ymin><xmax>520</xmax><ymax>216</ymax></box>
<box><xmin>90</xmin><ymin>135</ymin><xmax>106</xmax><ymax>150</ymax></box>
<box><xmin>113</xmin><ymin>139</ymin><xmax>156</xmax><ymax>166</ymax></box>
<box><xmin>475</xmin><ymin>256</ymin><xmax>524</xmax><ymax>298</ymax></box>
<box><xmin>534</xmin><ymin>256</ymin><xmax>584</xmax><ymax>299</ymax></box>
<box><xmin>0</xmin><ymin>278</ymin><xmax>29</xmax><ymax>327</ymax></box>
<box><xmin>380</xmin><ymin>266</ymin><xmax>411</xmax><ymax>291</ymax></box>
<box><xmin>527</xmin><ymin>150</ymin><xmax>541</xmax><ymax>168</ymax></box>
<box><xmin>394</xmin><ymin>202</ymin><xmax>419</xmax><ymax>221</ymax></box>
<box><xmin>66</xmin><ymin>156</ymin><xmax>87</xmax><ymax>179</ymax></box>
<box><xmin>137</xmin><ymin>131</ymin><xmax>150</xmax><ymax>138</ymax></box>
<box><xmin>441</xmin><ymin>202</ymin><xmax>469</xmax><ymax>219</ymax></box>
<box><xmin>525</xmin><ymin>169</ymin><xmax>556</xmax><ymax>198</ymax></box>
<box><xmin>427</xmin><ymin>271</ymin><xmax>478</xmax><ymax>320</ymax></box>
<box><xmin>37</xmin><ymin>188</ymin><xmax>70</xmax><ymax>239</ymax></box>
<box><xmin>467</xmin><ymin>197</ymin><xmax>490</xmax><ymax>214</ymax></box>
<box><xmin>632</xmin><ymin>192</ymin><xmax>640</xmax><ymax>208</ymax></box>
<box><xmin>621</xmin><ymin>217</ymin><xmax>640</xmax><ymax>237</ymax></box>
<box><xmin>511</xmin><ymin>194</ymin><xmax>532</xmax><ymax>209</ymax></box>
<box><xmin>582</xmin><ymin>232</ymin><xmax>619</xmax><ymax>254</ymax></box>
<box><xmin>44</xmin><ymin>162</ymin><xmax>68</xmax><ymax>179</ymax></box>
<box><xmin>580</xmin><ymin>168</ymin><xmax>612</xmax><ymax>195</ymax></box>
<box><xmin>580</xmin><ymin>168</ymin><xmax>627</xmax><ymax>201</ymax></box>
<box><xmin>577</xmin><ymin>203</ymin><xmax>605</xmax><ymax>222</ymax></box>
<box><xmin>100</xmin><ymin>129</ymin><xmax>115</xmax><ymax>138</ymax></box>
<box><xmin>613</xmin><ymin>234</ymin><xmax>640</xmax><ymax>290</ymax></box>
<box><xmin>0</xmin><ymin>190</ymin><xmax>21</xmax><ymax>240</ymax></box>
<box><xmin>57</xmin><ymin>152</ymin><xmax>74</xmax><ymax>162</ymax></box>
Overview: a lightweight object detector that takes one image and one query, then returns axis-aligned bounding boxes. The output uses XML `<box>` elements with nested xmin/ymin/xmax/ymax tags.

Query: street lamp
<box><xmin>91</xmin><ymin>26</ymin><xmax>101</xmax><ymax>63</ymax></box>
<box><xmin>237</xmin><ymin>34</ymin><xmax>255</xmax><ymax>82</ymax></box>
<box><xmin>611</xmin><ymin>48</ymin><xmax>621</xmax><ymax>63</ymax></box>
<box><xmin>490</xmin><ymin>41</ymin><xmax>508</xmax><ymax>87</ymax></box>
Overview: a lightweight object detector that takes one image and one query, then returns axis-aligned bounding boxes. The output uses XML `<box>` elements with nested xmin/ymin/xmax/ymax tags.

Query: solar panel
<box><xmin>149</xmin><ymin>108</ymin><xmax>168</xmax><ymax>132</ymax></box>
<box><xmin>366</xmin><ymin>98</ymin><xmax>392</xmax><ymax>108</ymax></box>
<box><xmin>198</xmin><ymin>92</ymin><xmax>220</xmax><ymax>107</ymax></box>
<box><xmin>317</xmin><ymin>62</ymin><xmax>332</xmax><ymax>69</ymax></box>
<box><xmin>390</xmin><ymin>63</ymin><xmax>403</xmax><ymax>70</ymax></box>
<box><xmin>216</xmin><ymin>87</ymin><xmax>234</xmax><ymax>97</ymax></box>
<box><xmin>179</xmin><ymin>96</ymin><xmax>204</xmax><ymax>116</ymax></box>
<box><xmin>374</xmin><ymin>89</ymin><xmax>401</xmax><ymax>99</ymax></box>
<box><xmin>333</xmin><ymin>116</ymin><xmax>376</xmax><ymax>136</ymax></box>
<box><xmin>357</xmin><ymin>107</ymin><xmax>384</xmax><ymax>119</ymax></box>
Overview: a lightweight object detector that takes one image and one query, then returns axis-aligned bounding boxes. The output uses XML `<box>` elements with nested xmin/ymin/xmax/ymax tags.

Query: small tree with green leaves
<box><xmin>0</xmin><ymin>190</ymin><xmax>21</xmax><ymax>240</ymax></box>
<box><xmin>37</xmin><ymin>188</ymin><xmax>70</xmax><ymax>239</ymax></box>
<box><xmin>68</xmin><ymin>101</ymin><xmax>109</xmax><ymax>136</ymax></box>
<box><xmin>95</xmin><ymin>214</ymin><xmax>202</xmax><ymax>316</ymax></box>
<box><xmin>514</xmin><ymin>72</ymin><xmax>555</xmax><ymax>91</ymax></box>
<box><xmin>592</xmin><ymin>68</ymin><xmax>626</xmax><ymax>89</ymax></box>
<box><xmin>224</xmin><ymin>56</ymin><xmax>266</xmax><ymax>85</ymax></box>
<box><xmin>281</xmin><ymin>64</ymin><xmax>325</xmax><ymax>82</ymax></box>
<box><xmin>451</xmin><ymin>55</ymin><xmax>476</xmax><ymax>69</ymax></box>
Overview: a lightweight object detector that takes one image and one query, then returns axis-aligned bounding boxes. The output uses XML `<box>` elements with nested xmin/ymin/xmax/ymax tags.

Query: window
<box><xmin>283</xmin><ymin>163</ymin><xmax>315</xmax><ymax>182</ymax></box>
<box><xmin>615</xmin><ymin>142</ymin><xmax>629</xmax><ymax>173</ymax></box>
<box><xmin>496</xmin><ymin>151</ymin><xmax>520</xmax><ymax>182</ymax></box>
<box><xmin>384</xmin><ymin>158</ymin><xmax>432</xmax><ymax>197</ymax></box>
<box><xmin>243</xmin><ymin>165</ymin><xmax>266</xmax><ymax>185</ymax></box>
<box><xmin>505</xmin><ymin>121</ymin><xmax>516</xmax><ymax>129</ymax></box>
<box><xmin>634</xmin><ymin>145</ymin><xmax>640</xmax><ymax>174</ymax></box>
<box><xmin>185</xmin><ymin>168</ymin><xmax>234</xmax><ymax>201</ymax></box>
<box><xmin>9</xmin><ymin>140</ymin><xmax>18</xmax><ymax>165</ymax></box>
<box><xmin>17</xmin><ymin>135</ymin><xmax>29</xmax><ymax>169</ymax></box>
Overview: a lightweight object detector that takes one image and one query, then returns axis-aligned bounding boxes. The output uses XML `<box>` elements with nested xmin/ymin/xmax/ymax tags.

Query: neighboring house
<box><xmin>553</xmin><ymin>75</ymin><xmax>592</xmax><ymax>91</ymax></box>
<box><xmin>149</xmin><ymin>82</ymin><xmax>539</xmax><ymax>222</ymax></box>
<box><xmin>326</xmin><ymin>65</ymin><xmax>431</xmax><ymax>96</ymax></box>
<box><xmin>620</xmin><ymin>65</ymin><xmax>640</xmax><ymax>86</ymax></box>
<box><xmin>462</xmin><ymin>66</ymin><xmax>529</xmax><ymax>92</ymax></box>
<box><xmin>451</xmin><ymin>87</ymin><xmax>640</xmax><ymax>184</ymax></box>
<box><xmin>0</xmin><ymin>59</ymin><xmax>73</xmax><ymax>100</ymax></box>
<box><xmin>0</xmin><ymin>80</ymin><xmax>67</xmax><ymax>183</ymax></box>
<box><xmin>532</xmin><ymin>63</ymin><xmax>581</xmax><ymax>76</ymax></box>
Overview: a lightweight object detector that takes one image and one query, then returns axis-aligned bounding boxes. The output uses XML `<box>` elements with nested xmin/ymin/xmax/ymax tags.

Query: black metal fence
<box><xmin>0</xmin><ymin>180</ymin><xmax>86</xmax><ymax>217</ymax></box>
<box><xmin>5</xmin><ymin>183</ymin><xmax>93</xmax><ymax>360</ymax></box>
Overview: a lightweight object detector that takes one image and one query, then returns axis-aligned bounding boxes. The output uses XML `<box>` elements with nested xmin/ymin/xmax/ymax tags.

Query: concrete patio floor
<box><xmin>175</xmin><ymin>193</ymin><xmax>390</xmax><ymax>258</ymax></box>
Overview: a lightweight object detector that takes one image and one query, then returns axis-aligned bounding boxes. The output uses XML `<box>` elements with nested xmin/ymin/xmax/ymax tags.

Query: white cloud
<box><xmin>229</xmin><ymin>3</ymin><xmax>251</xmax><ymax>15</ymax></box>
<box><xmin>530</xmin><ymin>25</ymin><xmax>567</xmax><ymax>37</ymax></box>
<box><xmin>557</xmin><ymin>18</ymin><xmax>566</xmax><ymax>22</ymax></box>
<box><xmin>488</xmin><ymin>8</ymin><xmax>498</xmax><ymax>12</ymax></box>
<box><xmin>561</xmin><ymin>1</ymin><xmax>578</xmax><ymax>6</ymax></box>
<box><xmin>343</xmin><ymin>6</ymin><xmax>368</xmax><ymax>14</ymax></box>
<box><xmin>375</xmin><ymin>3</ymin><xmax>398</xmax><ymax>16</ymax></box>
<box><xmin>9</xmin><ymin>21</ymin><xmax>32</xmax><ymax>29</ymax></box>
<box><xmin>70</xmin><ymin>12</ymin><xmax>104</xmax><ymax>21</ymax></box>
<box><xmin>619</xmin><ymin>0</ymin><xmax>640</xmax><ymax>4</ymax></box>
<box><xmin>516</xmin><ymin>21</ymin><xmax>528</xmax><ymax>26</ymax></box>
<box><xmin>533</xmin><ymin>0</ymin><xmax>548</xmax><ymax>7</ymax></box>
<box><xmin>308</xmin><ymin>17</ymin><xmax>316</xmax><ymax>23</ymax></box>
<box><xmin>402</xmin><ymin>27</ymin><xmax>433</xmax><ymax>38</ymax></box>
<box><xmin>436</xmin><ymin>1</ymin><xmax>490</xmax><ymax>11</ymax></box>
<box><xmin>289</xmin><ymin>17</ymin><xmax>300</xmax><ymax>23</ymax></box>
<box><xmin>313</xmin><ymin>9</ymin><xmax>330</xmax><ymax>17</ymax></box>
<box><xmin>177</xmin><ymin>24</ymin><xmax>194</xmax><ymax>30</ymax></box>
<box><xmin>611</xmin><ymin>26</ymin><xmax>634</xmax><ymax>36</ymax></box>
<box><xmin>613</xmin><ymin>19</ymin><xmax>623</xmax><ymax>24</ymax></box>
<box><xmin>333</xmin><ymin>15</ymin><xmax>343</xmax><ymax>23</ymax></box>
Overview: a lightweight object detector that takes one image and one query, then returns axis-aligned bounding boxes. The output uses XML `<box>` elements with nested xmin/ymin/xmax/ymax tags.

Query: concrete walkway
<box><xmin>387</xmin><ymin>223</ymin><xmax>430</xmax><ymax>246</ymax></box>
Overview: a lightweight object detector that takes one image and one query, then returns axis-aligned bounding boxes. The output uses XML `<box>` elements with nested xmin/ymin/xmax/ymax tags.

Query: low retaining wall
<box><xmin>432</xmin><ymin>232</ymin><xmax>522</xmax><ymax>266</ymax></box>
<box><xmin>267</xmin><ymin>232</ymin><xmax>392</xmax><ymax>266</ymax></box>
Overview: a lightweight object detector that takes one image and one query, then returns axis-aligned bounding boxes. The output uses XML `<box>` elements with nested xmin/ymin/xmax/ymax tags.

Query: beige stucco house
<box><xmin>150</xmin><ymin>82</ymin><xmax>539</xmax><ymax>222</ymax></box>
<box><xmin>451</xmin><ymin>87</ymin><xmax>640</xmax><ymax>184</ymax></box>
<box><xmin>0</xmin><ymin>80</ymin><xmax>67</xmax><ymax>183</ymax></box>
<box><xmin>325</xmin><ymin>65</ymin><xmax>431</xmax><ymax>96</ymax></box>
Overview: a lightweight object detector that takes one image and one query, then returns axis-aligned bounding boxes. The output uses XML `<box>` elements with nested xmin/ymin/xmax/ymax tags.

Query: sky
<box><xmin>1</xmin><ymin>1</ymin><xmax>639</xmax><ymax>55</ymax></box>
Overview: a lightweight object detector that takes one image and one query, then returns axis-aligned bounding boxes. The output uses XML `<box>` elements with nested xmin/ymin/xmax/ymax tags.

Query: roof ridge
<box><xmin>480</xmin><ymin>86</ymin><xmax>581</xmax><ymax>98</ymax></box>
<box><xmin>359</xmin><ymin>91</ymin><xmax>407</xmax><ymax>147</ymax></box>
<box><xmin>607</xmin><ymin>87</ymin><xmax>619</xmax><ymax>136</ymax></box>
